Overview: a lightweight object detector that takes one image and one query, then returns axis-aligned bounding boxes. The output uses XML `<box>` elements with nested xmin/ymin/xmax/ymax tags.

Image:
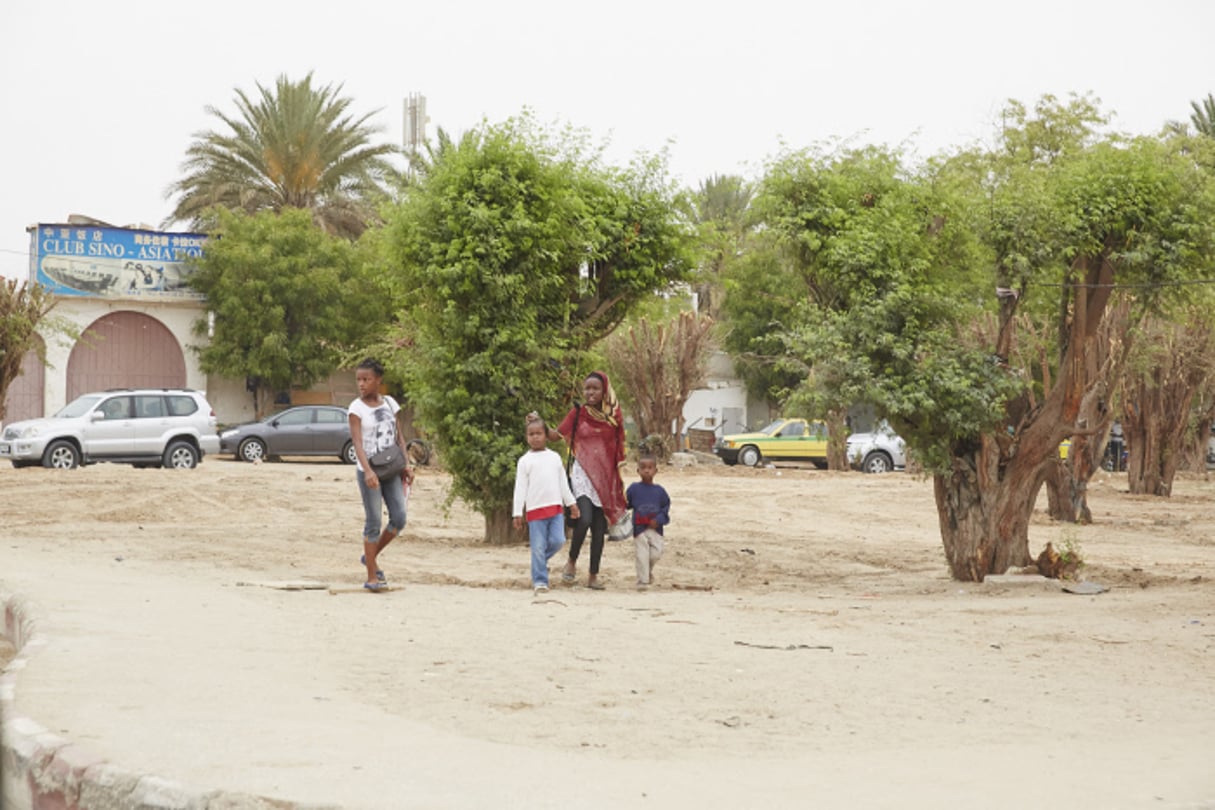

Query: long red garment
<box><xmin>558</xmin><ymin>403</ymin><xmax>628</xmax><ymax>525</ymax></box>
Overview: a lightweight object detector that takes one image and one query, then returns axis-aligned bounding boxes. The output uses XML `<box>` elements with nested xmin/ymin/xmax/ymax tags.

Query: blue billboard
<box><xmin>31</xmin><ymin>224</ymin><xmax>206</xmax><ymax>299</ymax></box>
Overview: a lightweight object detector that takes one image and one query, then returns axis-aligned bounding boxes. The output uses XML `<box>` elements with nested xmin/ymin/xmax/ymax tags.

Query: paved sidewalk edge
<box><xmin>1</xmin><ymin>589</ymin><xmax>340</xmax><ymax>810</ymax></box>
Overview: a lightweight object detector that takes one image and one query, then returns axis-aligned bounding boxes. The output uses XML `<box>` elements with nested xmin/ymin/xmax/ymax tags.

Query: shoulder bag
<box><xmin>368</xmin><ymin>443</ymin><xmax>408</xmax><ymax>482</ymax></box>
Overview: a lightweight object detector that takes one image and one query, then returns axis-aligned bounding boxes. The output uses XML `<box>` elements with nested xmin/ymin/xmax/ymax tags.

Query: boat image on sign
<box><xmin>40</xmin><ymin>255</ymin><xmax>120</xmax><ymax>293</ymax></box>
<box><xmin>41</xmin><ymin>255</ymin><xmax>187</xmax><ymax>295</ymax></box>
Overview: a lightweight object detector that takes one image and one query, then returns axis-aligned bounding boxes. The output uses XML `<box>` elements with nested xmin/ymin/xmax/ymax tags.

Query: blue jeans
<box><xmin>528</xmin><ymin>513</ymin><xmax>566</xmax><ymax>587</ymax></box>
<box><xmin>356</xmin><ymin>469</ymin><xmax>407</xmax><ymax>543</ymax></box>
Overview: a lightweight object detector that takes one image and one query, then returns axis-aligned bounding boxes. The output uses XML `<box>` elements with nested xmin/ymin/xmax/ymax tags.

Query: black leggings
<box><xmin>568</xmin><ymin>495</ymin><xmax>607</xmax><ymax>574</ymax></box>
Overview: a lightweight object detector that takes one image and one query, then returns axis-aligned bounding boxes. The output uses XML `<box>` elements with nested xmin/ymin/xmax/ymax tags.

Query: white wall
<box><xmin>681</xmin><ymin>351</ymin><xmax>753</xmax><ymax>439</ymax></box>
<box><xmin>206</xmin><ymin>375</ymin><xmax>256</xmax><ymax>426</ymax></box>
<box><xmin>683</xmin><ymin>383</ymin><xmax>748</xmax><ymax>432</ymax></box>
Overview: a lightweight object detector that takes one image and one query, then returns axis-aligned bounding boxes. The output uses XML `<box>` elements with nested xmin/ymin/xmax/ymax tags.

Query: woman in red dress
<box><xmin>545</xmin><ymin>371</ymin><xmax>628</xmax><ymax>590</ymax></box>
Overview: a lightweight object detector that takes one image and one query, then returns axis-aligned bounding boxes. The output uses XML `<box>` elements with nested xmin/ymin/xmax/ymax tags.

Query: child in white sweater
<box><xmin>513</xmin><ymin>417</ymin><xmax>580</xmax><ymax>594</ymax></box>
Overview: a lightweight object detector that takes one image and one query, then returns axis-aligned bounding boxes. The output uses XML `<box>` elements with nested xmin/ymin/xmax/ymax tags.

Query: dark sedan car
<box><xmin>219</xmin><ymin>406</ymin><xmax>356</xmax><ymax>463</ymax></box>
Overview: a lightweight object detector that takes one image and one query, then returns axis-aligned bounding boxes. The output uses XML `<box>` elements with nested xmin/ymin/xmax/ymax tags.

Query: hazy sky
<box><xmin>2</xmin><ymin>0</ymin><xmax>1212</xmax><ymax>279</ymax></box>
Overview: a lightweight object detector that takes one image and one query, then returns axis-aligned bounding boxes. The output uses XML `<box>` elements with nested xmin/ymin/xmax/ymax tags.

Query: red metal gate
<box><xmin>2</xmin><ymin>336</ymin><xmax>46</xmax><ymax>422</ymax></box>
<box><xmin>66</xmin><ymin>311</ymin><xmax>186</xmax><ymax>399</ymax></box>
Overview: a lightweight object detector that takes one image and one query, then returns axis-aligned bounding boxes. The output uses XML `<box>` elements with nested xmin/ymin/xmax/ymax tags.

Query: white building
<box><xmin>4</xmin><ymin>223</ymin><xmax>257</xmax><ymax>426</ymax></box>
<box><xmin>679</xmin><ymin>351</ymin><xmax>773</xmax><ymax>449</ymax></box>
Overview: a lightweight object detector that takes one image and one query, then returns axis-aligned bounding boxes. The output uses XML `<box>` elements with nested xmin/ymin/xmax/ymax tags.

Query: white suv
<box><xmin>1</xmin><ymin>389</ymin><xmax>220</xmax><ymax>469</ymax></box>
<box><xmin>845</xmin><ymin>422</ymin><xmax>907</xmax><ymax>474</ymax></box>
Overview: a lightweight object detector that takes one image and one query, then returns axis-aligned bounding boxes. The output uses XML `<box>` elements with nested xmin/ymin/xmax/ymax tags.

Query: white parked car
<box><xmin>0</xmin><ymin>389</ymin><xmax>220</xmax><ymax>469</ymax></box>
<box><xmin>846</xmin><ymin>422</ymin><xmax>907</xmax><ymax>473</ymax></box>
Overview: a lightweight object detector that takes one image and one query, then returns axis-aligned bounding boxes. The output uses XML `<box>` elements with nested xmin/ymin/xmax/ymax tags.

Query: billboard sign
<box><xmin>31</xmin><ymin>224</ymin><xmax>206</xmax><ymax>299</ymax></box>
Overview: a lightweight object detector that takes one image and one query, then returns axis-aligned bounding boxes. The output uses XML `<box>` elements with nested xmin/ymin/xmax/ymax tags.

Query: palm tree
<box><xmin>1191</xmin><ymin>94</ymin><xmax>1215</xmax><ymax>137</ymax></box>
<box><xmin>685</xmin><ymin>174</ymin><xmax>755</xmax><ymax>319</ymax></box>
<box><xmin>691</xmin><ymin>174</ymin><xmax>754</xmax><ymax>232</ymax></box>
<box><xmin>165</xmin><ymin>73</ymin><xmax>400</xmax><ymax>239</ymax></box>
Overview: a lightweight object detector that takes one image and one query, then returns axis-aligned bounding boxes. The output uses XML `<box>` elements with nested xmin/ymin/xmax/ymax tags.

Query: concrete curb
<box><xmin>1</xmin><ymin>590</ymin><xmax>340</xmax><ymax>810</ymax></box>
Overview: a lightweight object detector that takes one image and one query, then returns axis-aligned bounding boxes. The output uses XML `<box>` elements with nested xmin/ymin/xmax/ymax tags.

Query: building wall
<box><xmin>41</xmin><ymin>297</ymin><xmax>208</xmax><ymax>416</ymax></box>
<box><xmin>207</xmin><ymin>374</ymin><xmax>255</xmax><ymax>426</ymax></box>
<box><xmin>206</xmin><ymin>369</ymin><xmax>364</xmax><ymax>428</ymax></box>
<box><xmin>683</xmin><ymin>383</ymin><xmax>748</xmax><ymax>433</ymax></box>
<box><xmin>680</xmin><ymin>351</ymin><xmax>768</xmax><ymax>444</ymax></box>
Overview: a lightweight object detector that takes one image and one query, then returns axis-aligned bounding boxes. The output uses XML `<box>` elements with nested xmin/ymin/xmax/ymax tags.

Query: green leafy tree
<box><xmin>384</xmin><ymin>117</ymin><xmax>694</xmax><ymax>543</ymax></box>
<box><xmin>747</xmin><ymin>97</ymin><xmax>1215</xmax><ymax>581</ymax></box>
<box><xmin>983</xmin><ymin>96</ymin><xmax>1117</xmax><ymax>524</ymax></box>
<box><xmin>189</xmin><ymin>208</ymin><xmax>388</xmax><ymax>416</ymax></box>
<box><xmin>757</xmin><ymin>144</ymin><xmax>992</xmax><ymax>469</ymax></box>
<box><xmin>0</xmin><ymin>279</ymin><xmax>58</xmax><ymax>423</ymax></box>
<box><xmin>718</xmin><ymin>233</ymin><xmax>809</xmax><ymax>412</ymax></box>
<box><xmin>165</xmin><ymin>73</ymin><xmax>399</xmax><ymax>240</ymax></box>
<box><xmin>997</xmin><ymin>92</ymin><xmax>1106</xmax><ymax>164</ymax></box>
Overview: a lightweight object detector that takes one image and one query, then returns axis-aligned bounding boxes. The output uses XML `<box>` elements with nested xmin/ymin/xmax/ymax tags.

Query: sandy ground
<box><xmin>1</xmin><ymin>456</ymin><xmax>1213</xmax><ymax>809</ymax></box>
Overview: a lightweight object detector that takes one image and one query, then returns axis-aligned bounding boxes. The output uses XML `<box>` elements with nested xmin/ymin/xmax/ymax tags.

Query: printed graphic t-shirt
<box><xmin>347</xmin><ymin>395</ymin><xmax>400</xmax><ymax>473</ymax></box>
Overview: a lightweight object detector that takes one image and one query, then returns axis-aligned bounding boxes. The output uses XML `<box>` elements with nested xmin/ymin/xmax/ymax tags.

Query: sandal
<box><xmin>361</xmin><ymin>554</ymin><xmax>387</xmax><ymax>583</ymax></box>
<box><xmin>587</xmin><ymin>576</ymin><xmax>605</xmax><ymax>591</ymax></box>
<box><xmin>561</xmin><ymin>561</ymin><xmax>576</xmax><ymax>583</ymax></box>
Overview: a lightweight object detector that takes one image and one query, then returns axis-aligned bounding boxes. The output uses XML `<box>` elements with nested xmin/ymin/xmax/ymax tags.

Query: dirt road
<box><xmin>1</xmin><ymin>458</ymin><xmax>1212</xmax><ymax>808</ymax></box>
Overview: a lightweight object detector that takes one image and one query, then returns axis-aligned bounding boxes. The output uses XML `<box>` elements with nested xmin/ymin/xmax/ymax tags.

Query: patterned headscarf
<box><xmin>584</xmin><ymin>371</ymin><xmax>620</xmax><ymax>427</ymax></box>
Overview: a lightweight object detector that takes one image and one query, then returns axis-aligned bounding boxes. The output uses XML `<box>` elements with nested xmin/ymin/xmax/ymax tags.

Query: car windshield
<box><xmin>54</xmin><ymin>395</ymin><xmax>103</xmax><ymax>419</ymax></box>
<box><xmin>757</xmin><ymin>420</ymin><xmax>787</xmax><ymax>436</ymax></box>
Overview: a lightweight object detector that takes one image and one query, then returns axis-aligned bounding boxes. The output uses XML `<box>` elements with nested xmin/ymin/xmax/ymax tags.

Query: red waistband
<box><xmin>526</xmin><ymin>504</ymin><xmax>564</xmax><ymax>522</ymax></box>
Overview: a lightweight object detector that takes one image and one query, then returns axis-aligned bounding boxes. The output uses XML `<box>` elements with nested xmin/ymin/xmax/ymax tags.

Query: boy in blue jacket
<box><xmin>626</xmin><ymin>454</ymin><xmax>670</xmax><ymax>590</ymax></box>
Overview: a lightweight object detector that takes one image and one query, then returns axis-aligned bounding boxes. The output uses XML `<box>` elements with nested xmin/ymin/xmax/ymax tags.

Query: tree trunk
<box><xmin>1046</xmin><ymin>429</ymin><xmax>1105</xmax><ymax>524</ymax></box>
<box><xmin>1123</xmin><ymin>404</ymin><xmax>1185</xmax><ymax>496</ymax></box>
<box><xmin>1185</xmin><ymin>415</ymin><xmax>1215</xmax><ymax>473</ymax></box>
<box><xmin>934</xmin><ymin>439</ymin><xmax>1039</xmax><ymax>581</ymax></box>
<box><xmin>1182</xmin><ymin>419</ymin><xmax>1212</xmax><ymax>472</ymax></box>
<box><xmin>825</xmin><ymin>408</ymin><xmax>849</xmax><ymax>471</ymax></box>
<box><xmin>1120</xmin><ymin>319</ymin><xmax>1214</xmax><ymax>496</ymax></box>
<box><xmin>483</xmin><ymin>505</ymin><xmax>516</xmax><ymax>545</ymax></box>
<box><xmin>939</xmin><ymin>253</ymin><xmax>1118</xmax><ymax>581</ymax></box>
<box><xmin>1043</xmin><ymin>459</ymin><xmax>1075</xmax><ymax>524</ymax></box>
<box><xmin>249</xmin><ymin>379</ymin><xmax>274</xmax><ymax>420</ymax></box>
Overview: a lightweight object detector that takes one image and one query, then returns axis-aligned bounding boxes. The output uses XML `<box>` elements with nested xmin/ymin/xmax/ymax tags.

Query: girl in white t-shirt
<box><xmin>347</xmin><ymin>358</ymin><xmax>414</xmax><ymax>591</ymax></box>
<box><xmin>513</xmin><ymin>417</ymin><xmax>580</xmax><ymax>595</ymax></box>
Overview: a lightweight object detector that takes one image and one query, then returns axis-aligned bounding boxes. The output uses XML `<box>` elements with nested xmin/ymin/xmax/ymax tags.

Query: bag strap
<box><xmin>565</xmin><ymin>402</ymin><xmax>581</xmax><ymax>475</ymax></box>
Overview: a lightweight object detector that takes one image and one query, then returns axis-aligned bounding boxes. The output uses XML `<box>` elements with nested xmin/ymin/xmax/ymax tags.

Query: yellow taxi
<box><xmin>713</xmin><ymin>418</ymin><xmax>829</xmax><ymax>468</ymax></box>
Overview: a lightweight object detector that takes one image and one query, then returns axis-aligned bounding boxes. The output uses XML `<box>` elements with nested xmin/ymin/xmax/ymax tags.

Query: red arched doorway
<box><xmin>3</xmin><ymin>335</ymin><xmax>47</xmax><ymax>422</ymax></box>
<box><xmin>67</xmin><ymin>311</ymin><xmax>186</xmax><ymax>399</ymax></box>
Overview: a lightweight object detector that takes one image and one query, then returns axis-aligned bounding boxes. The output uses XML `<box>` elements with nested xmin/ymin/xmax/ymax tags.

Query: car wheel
<box><xmin>406</xmin><ymin>438</ymin><xmax>431</xmax><ymax>466</ymax></box>
<box><xmin>738</xmin><ymin>445</ymin><xmax>761</xmax><ymax>467</ymax></box>
<box><xmin>862</xmin><ymin>451</ymin><xmax>894</xmax><ymax>474</ymax></box>
<box><xmin>163</xmin><ymin>440</ymin><xmax>199</xmax><ymax>469</ymax></box>
<box><xmin>238</xmin><ymin>437</ymin><xmax>267</xmax><ymax>463</ymax></box>
<box><xmin>341</xmin><ymin>441</ymin><xmax>357</xmax><ymax>465</ymax></box>
<box><xmin>42</xmin><ymin>440</ymin><xmax>80</xmax><ymax>469</ymax></box>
